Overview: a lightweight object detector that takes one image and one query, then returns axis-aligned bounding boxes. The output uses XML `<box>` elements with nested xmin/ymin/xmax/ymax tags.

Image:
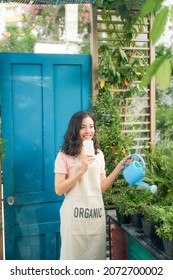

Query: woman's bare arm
<box><xmin>101</xmin><ymin>155</ymin><xmax>130</xmax><ymax>193</ymax></box>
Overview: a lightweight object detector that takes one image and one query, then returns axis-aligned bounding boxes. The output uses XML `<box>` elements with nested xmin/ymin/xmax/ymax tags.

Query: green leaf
<box><xmin>170</xmin><ymin>57</ymin><xmax>173</xmax><ymax>67</ymax></box>
<box><xmin>156</xmin><ymin>59</ymin><xmax>171</xmax><ymax>91</ymax></box>
<box><xmin>119</xmin><ymin>48</ymin><xmax>128</xmax><ymax>61</ymax></box>
<box><xmin>170</xmin><ymin>7</ymin><xmax>173</xmax><ymax>22</ymax></box>
<box><xmin>118</xmin><ymin>4</ymin><xmax>130</xmax><ymax>20</ymax></box>
<box><xmin>140</xmin><ymin>52</ymin><xmax>170</xmax><ymax>89</ymax></box>
<box><xmin>150</xmin><ymin>7</ymin><xmax>169</xmax><ymax>45</ymax></box>
<box><xmin>138</xmin><ymin>0</ymin><xmax>164</xmax><ymax>18</ymax></box>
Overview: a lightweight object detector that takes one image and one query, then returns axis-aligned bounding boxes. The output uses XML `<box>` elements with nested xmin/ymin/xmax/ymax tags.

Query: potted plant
<box><xmin>140</xmin><ymin>142</ymin><xmax>173</xmax><ymax>257</ymax></box>
<box><xmin>113</xmin><ymin>187</ymin><xmax>153</xmax><ymax>229</ymax></box>
<box><xmin>141</xmin><ymin>204</ymin><xmax>164</xmax><ymax>249</ymax></box>
<box><xmin>155</xmin><ymin>206</ymin><xmax>173</xmax><ymax>259</ymax></box>
<box><xmin>112</xmin><ymin>187</ymin><xmax>132</xmax><ymax>224</ymax></box>
<box><xmin>143</xmin><ymin>141</ymin><xmax>173</xmax><ymax>204</ymax></box>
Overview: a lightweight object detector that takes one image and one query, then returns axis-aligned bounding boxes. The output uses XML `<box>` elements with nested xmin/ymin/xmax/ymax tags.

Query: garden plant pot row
<box><xmin>105</xmin><ymin>142</ymin><xmax>173</xmax><ymax>260</ymax></box>
<box><xmin>116</xmin><ymin>211</ymin><xmax>173</xmax><ymax>259</ymax></box>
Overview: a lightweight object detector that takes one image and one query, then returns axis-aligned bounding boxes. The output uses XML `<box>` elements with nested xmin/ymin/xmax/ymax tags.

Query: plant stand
<box><xmin>107</xmin><ymin>210</ymin><xmax>170</xmax><ymax>260</ymax></box>
<box><xmin>108</xmin><ymin>219</ymin><xmax>128</xmax><ymax>260</ymax></box>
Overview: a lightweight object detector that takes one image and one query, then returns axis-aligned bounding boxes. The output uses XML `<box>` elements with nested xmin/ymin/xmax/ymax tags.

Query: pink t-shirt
<box><xmin>54</xmin><ymin>150</ymin><xmax>106</xmax><ymax>178</ymax></box>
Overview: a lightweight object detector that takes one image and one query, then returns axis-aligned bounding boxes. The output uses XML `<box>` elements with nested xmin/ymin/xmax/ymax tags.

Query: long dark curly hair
<box><xmin>61</xmin><ymin>111</ymin><xmax>100</xmax><ymax>156</ymax></box>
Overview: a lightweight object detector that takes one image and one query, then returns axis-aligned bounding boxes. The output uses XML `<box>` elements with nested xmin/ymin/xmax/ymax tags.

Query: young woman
<box><xmin>54</xmin><ymin>111</ymin><xmax>130</xmax><ymax>260</ymax></box>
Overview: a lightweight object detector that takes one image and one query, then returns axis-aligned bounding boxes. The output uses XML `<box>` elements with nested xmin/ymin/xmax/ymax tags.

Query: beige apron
<box><xmin>60</xmin><ymin>157</ymin><xmax>106</xmax><ymax>260</ymax></box>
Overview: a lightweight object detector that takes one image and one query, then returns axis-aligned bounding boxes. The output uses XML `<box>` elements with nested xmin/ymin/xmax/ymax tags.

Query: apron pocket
<box><xmin>72</xmin><ymin>219</ymin><xmax>104</xmax><ymax>236</ymax></box>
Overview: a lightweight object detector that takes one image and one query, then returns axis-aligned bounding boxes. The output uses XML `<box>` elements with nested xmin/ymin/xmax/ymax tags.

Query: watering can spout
<box><xmin>135</xmin><ymin>180</ymin><xmax>157</xmax><ymax>193</ymax></box>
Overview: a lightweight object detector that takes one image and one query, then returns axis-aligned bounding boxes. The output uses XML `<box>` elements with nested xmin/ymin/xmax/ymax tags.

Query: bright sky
<box><xmin>164</xmin><ymin>0</ymin><xmax>172</xmax><ymax>4</ymax></box>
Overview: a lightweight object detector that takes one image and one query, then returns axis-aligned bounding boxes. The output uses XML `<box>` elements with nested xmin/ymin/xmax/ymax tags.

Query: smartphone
<box><xmin>83</xmin><ymin>140</ymin><xmax>95</xmax><ymax>156</ymax></box>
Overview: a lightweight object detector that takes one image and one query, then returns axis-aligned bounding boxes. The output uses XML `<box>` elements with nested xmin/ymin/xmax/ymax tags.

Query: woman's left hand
<box><xmin>117</xmin><ymin>155</ymin><xmax>131</xmax><ymax>172</ymax></box>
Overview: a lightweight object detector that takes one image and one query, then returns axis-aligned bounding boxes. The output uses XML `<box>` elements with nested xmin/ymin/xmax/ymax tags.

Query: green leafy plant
<box><xmin>92</xmin><ymin>2</ymin><xmax>150</xmax><ymax>205</ymax></box>
<box><xmin>156</xmin><ymin>105</ymin><xmax>173</xmax><ymax>141</ymax></box>
<box><xmin>91</xmin><ymin>88</ymin><xmax>131</xmax><ymax>169</ymax></box>
<box><xmin>0</xmin><ymin>24</ymin><xmax>36</xmax><ymax>53</ymax></box>
<box><xmin>143</xmin><ymin>141</ymin><xmax>173</xmax><ymax>204</ymax></box>
<box><xmin>155</xmin><ymin>206</ymin><xmax>173</xmax><ymax>241</ymax></box>
<box><xmin>141</xmin><ymin>204</ymin><xmax>164</xmax><ymax>223</ymax></box>
<box><xmin>96</xmin><ymin>0</ymin><xmax>145</xmax><ymax>41</ymax></box>
<box><xmin>140</xmin><ymin>48</ymin><xmax>172</xmax><ymax>91</ymax></box>
<box><xmin>91</xmin><ymin>87</ymin><xmax>132</xmax><ymax>205</ymax></box>
<box><xmin>96</xmin><ymin>0</ymin><xmax>173</xmax><ymax>91</ymax></box>
<box><xmin>155</xmin><ymin>44</ymin><xmax>173</xmax><ymax>142</ymax></box>
<box><xmin>113</xmin><ymin>187</ymin><xmax>153</xmax><ymax>216</ymax></box>
<box><xmin>0</xmin><ymin>5</ymin><xmax>63</xmax><ymax>53</ymax></box>
<box><xmin>98</xmin><ymin>45</ymin><xmax>148</xmax><ymax>94</ymax></box>
<box><xmin>138</xmin><ymin>0</ymin><xmax>173</xmax><ymax>91</ymax></box>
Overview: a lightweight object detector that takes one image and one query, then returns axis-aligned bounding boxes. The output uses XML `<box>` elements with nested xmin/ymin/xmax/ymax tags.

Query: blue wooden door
<box><xmin>0</xmin><ymin>52</ymin><xmax>91</xmax><ymax>260</ymax></box>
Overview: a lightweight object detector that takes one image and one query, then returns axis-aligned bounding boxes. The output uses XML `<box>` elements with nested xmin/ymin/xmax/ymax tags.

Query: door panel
<box><xmin>0</xmin><ymin>53</ymin><xmax>91</xmax><ymax>259</ymax></box>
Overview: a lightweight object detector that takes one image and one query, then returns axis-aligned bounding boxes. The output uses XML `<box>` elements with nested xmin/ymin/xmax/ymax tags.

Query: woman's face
<box><xmin>79</xmin><ymin>116</ymin><xmax>95</xmax><ymax>141</ymax></box>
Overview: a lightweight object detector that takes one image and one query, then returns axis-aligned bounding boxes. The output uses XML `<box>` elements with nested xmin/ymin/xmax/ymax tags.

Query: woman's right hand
<box><xmin>79</xmin><ymin>149</ymin><xmax>95</xmax><ymax>174</ymax></box>
<box><xmin>80</xmin><ymin>154</ymin><xmax>95</xmax><ymax>174</ymax></box>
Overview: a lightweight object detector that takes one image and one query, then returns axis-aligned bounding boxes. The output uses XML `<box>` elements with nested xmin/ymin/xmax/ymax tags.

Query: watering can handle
<box><xmin>129</xmin><ymin>153</ymin><xmax>146</xmax><ymax>168</ymax></box>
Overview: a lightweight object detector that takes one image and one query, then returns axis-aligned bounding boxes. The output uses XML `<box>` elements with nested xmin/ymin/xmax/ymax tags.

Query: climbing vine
<box><xmin>96</xmin><ymin>0</ymin><xmax>173</xmax><ymax>91</ymax></box>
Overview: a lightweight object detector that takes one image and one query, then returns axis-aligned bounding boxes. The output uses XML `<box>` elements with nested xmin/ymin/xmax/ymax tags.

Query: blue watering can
<box><xmin>123</xmin><ymin>154</ymin><xmax>157</xmax><ymax>193</ymax></box>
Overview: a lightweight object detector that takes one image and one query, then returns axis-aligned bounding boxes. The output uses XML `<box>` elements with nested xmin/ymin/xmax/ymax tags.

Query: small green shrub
<box><xmin>155</xmin><ymin>206</ymin><xmax>173</xmax><ymax>241</ymax></box>
<box><xmin>113</xmin><ymin>187</ymin><xmax>153</xmax><ymax>216</ymax></box>
<box><xmin>141</xmin><ymin>204</ymin><xmax>164</xmax><ymax>223</ymax></box>
<box><xmin>143</xmin><ymin>141</ymin><xmax>173</xmax><ymax>204</ymax></box>
<box><xmin>91</xmin><ymin>88</ymin><xmax>132</xmax><ymax>205</ymax></box>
